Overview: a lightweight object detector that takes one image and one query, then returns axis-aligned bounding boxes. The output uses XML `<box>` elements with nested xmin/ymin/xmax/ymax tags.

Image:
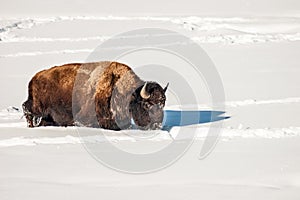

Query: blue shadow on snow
<box><xmin>162</xmin><ymin>110</ymin><xmax>230</xmax><ymax>131</ymax></box>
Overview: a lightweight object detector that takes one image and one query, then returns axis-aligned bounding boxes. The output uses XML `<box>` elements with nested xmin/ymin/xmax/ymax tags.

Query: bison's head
<box><xmin>130</xmin><ymin>82</ymin><xmax>168</xmax><ymax>130</ymax></box>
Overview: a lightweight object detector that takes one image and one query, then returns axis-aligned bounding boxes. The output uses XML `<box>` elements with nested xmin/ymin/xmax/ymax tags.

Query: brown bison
<box><xmin>22</xmin><ymin>61</ymin><xmax>168</xmax><ymax>130</ymax></box>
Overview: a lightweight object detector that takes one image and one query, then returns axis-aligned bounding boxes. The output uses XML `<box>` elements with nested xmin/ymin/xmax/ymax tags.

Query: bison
<box><xmin>22</xmin><ymin>61</ymin><xmax>168</xmax><ymax>130</ymax></box>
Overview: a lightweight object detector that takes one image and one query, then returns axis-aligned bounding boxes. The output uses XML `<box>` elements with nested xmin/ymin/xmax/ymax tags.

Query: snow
<box><xmin>225</xmin><ymin>97</ymin><xmax>300</xmax><ymax>107</ymax></box>
<box><xmin>1</xmin><ymin>16</ymin><xmax>300</xmax><ymax>47</ymax></box>
<box><xmin>0</xmin><ymin>7</ymin><xmax>300</xmax><ymax>200</ymax></box>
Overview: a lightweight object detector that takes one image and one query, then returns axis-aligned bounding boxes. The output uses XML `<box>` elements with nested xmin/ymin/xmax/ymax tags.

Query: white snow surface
<box><xmin>1</xmin><ymin>16</ymin><xmax>300</xmax><ymax>51</ymax></box>
<box><xmin>1</xmin><ymin>103</ymin><xmax>300</xmax><ymax>147</ymax></box>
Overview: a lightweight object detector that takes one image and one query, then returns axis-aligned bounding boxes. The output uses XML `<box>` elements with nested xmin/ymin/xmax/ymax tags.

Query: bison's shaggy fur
<box><xmin>23</xmin><ymin>61</ymin><xmax>167</xmax><ymax>130</ymax></box>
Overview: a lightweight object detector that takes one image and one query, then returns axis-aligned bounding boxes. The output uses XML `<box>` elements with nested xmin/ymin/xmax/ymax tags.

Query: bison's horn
<box><xmin>163</xmin><ymin>83</ymin><xmax>169</xmax><ymax>93</ymax></box>
<box><xmin>140</xmin><ymin>82</ymin><xmax>150</xmax><ymax>99</ymax></box>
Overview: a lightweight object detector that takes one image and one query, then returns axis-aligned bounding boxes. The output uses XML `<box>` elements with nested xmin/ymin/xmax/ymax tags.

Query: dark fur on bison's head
<box><xmin>130</xmin><ymin>82</ymin><xmax>168</xmax><ymax>130</ymax></box>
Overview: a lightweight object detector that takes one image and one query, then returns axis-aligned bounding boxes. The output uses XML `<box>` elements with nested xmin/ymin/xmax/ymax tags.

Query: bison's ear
<box><xmin>163</xmin><ymin>83</ymin><xmax>169</xmax><ymax>93</ymax></box>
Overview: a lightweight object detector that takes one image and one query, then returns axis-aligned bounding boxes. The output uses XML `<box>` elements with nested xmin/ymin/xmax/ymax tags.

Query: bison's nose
<box><xmin>150</xmin><ymin>122</ymin><xmax>162</xmax><ymax>130</ymax></box>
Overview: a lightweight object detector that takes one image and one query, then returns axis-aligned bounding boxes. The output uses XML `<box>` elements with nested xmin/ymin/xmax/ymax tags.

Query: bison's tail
<box><xmin>22</xmin><ymin>99</ymin><xmax>32</xmax><ymax>115</ymax></box>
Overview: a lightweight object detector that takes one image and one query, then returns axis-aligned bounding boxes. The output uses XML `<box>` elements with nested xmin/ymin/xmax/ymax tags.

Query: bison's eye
<box><xmin>159</xmin><ymin>102</ymin><xmax>164</xmax><ymax>108</ymax></box>
<box><xmin>143</xmin><ymin>102</ymin><xmax>151</xmax><ymax>109</ymax></box>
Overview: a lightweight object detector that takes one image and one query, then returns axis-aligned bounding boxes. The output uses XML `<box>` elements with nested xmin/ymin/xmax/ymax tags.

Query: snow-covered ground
<box><xmin>0</xmin><ymin>11</ymin><xmax>300</xmax><ymax>200</ymax></box>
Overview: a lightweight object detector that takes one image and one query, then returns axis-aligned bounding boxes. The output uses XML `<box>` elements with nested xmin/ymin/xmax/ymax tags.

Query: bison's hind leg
<box><xmin>32</xmin><ymin>116</ymin><xmax>42</xmax><ymax>127</ymax></box>
<box><xmin>22</xmin><ymin>100</ymin><xmax>34</xmax><ymax>127</ymax></box>
<box><xmin>22</xmin><ymin>100</ymin><xmax>43</xmax><ymax>127</ymax></box>
<box><xmin>40</xmin><ymin>114</ymin><xmax>57</xmax><ymax>126</ymax></box>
